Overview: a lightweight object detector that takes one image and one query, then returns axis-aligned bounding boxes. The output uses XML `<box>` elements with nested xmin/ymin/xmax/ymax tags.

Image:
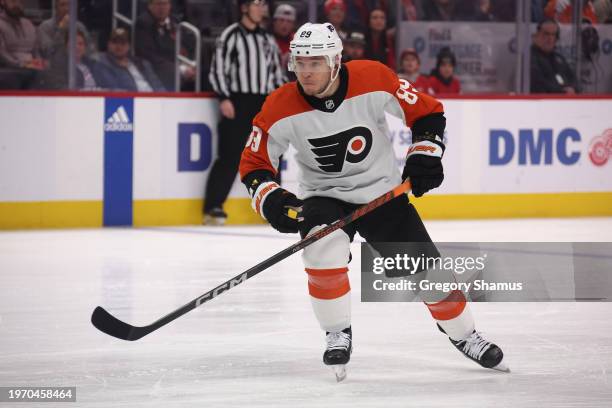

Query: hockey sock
<box><xmin>303</xmin><ymin>226</ymin><xmax>351</xmax><ymax>332</ymax></box>
<box><xmin>424</xmin><ymin>290</ymin><xmax>475</xmax><ymax>341</ymax></box>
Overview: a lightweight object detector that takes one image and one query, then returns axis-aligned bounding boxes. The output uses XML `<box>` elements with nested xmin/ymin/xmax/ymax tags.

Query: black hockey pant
<box><xmin>299</xmin><ymin>195</ymin><xmax>441</xmax><ymax>278</ymax></box>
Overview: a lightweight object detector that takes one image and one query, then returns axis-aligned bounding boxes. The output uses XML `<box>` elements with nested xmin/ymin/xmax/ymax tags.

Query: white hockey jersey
<box><xmin>239</xmin><ymin>60</ymin><xmax>444</xmax><ymax>204</ymax></box>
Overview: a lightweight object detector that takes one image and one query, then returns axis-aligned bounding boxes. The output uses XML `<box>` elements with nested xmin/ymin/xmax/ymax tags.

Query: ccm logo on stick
<box><xmin>195</xmin><ymin>273</ymin><xmax>248</xmax><ymax>307</ymax></box>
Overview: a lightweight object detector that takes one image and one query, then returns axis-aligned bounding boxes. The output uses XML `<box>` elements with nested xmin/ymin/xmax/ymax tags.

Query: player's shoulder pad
<box><xmin>346</xmin><ymin>60</ymin><xmax>398</xmax><ymax>98</ymax></box>
<box><xmin>256</xmin><ymin>81</ymin><xmax>312</xmax><ymax>133</ymax></box>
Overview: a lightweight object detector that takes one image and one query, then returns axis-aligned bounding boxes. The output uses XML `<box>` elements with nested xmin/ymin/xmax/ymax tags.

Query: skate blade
<box><xmin>203</xmin><ymin>216</ymin><xmax>226</xmax><ymax>226</ymax></box>
<box><xmin>331</xmin><ymin>365</ymin><xmax>347</xmax><ymax>382</ymax></box>
<box><xmin>490</xmin><ymin>361</ymin><xmax>511</xmax><ymax>373</ymax></box>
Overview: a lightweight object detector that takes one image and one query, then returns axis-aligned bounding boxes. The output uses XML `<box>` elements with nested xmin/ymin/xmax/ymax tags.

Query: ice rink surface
<box><xmin>1</xmin><ymin>218</ymin><xmax>612</xmax><ymax>407</ymax></box>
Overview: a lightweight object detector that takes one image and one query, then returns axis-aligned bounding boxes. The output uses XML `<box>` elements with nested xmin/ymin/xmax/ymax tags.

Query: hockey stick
<box><xmin>91</xmin><ymin>181</ymin><xmax>411</xmax><ymax>341</ymax></box>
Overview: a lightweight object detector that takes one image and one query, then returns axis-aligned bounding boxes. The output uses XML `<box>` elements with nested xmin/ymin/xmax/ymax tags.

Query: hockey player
<box><xmin>239</xmin><ymin>22</ymin><xmax>507</xmax><ymax>381</ymax></box>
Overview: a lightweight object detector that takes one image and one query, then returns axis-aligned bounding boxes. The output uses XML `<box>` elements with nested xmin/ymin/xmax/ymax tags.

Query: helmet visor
<box><xmin>291</xmin><ymin>56</ymin><xmax>332</xmax><ymax>73</ymax></box>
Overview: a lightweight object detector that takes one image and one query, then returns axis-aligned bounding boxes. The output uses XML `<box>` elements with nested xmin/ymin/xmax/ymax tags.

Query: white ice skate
<box><xmin>323</xmin><ymin>327</ymin><xmax>352</xmax><ymax>382</ymax></box>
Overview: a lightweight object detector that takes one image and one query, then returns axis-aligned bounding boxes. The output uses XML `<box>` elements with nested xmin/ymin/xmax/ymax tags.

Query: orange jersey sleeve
<box><xmin>239</xmin><ymin>82</ymin><xmax>313</xmax><ymax>181</ymax></box>
<box><xmin>345</xmin><ymin>60</ymin><xmax>444</xmax><ymax>129</ymax></box>
<box><xmin>239</xmin><ymin>112</ymin><xmax>277</xmax><ymax>179</ymax></box>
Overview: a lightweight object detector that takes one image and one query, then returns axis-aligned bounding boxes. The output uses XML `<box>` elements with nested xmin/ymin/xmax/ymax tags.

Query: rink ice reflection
<box><xmin>1</xmin><ymin>218</ymin><xmax>611</xmax><ymax>407</ymax></box>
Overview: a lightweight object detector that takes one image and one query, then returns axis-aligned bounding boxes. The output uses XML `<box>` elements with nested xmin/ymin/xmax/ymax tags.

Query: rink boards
<box><xmin>0</xmin><ymin>93</ymin><xmax>611</xmax><ymax>229</ymax></box>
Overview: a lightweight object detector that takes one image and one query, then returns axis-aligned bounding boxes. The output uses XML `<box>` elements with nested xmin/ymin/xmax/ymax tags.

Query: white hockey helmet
<box><xmin>288</xmin><ymin>22</ymin><xmax>343</xmax><ymax>72</ymax></box>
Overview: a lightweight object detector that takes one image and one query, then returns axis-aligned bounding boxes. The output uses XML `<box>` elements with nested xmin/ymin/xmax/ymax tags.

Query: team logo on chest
<box><xmin>307</xmin><ymin>126</ymin><xmax>373</xmax><ymax>172</ymax></box>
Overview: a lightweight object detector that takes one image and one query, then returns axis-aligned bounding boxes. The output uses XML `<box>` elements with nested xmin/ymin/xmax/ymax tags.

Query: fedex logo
<box><xmin>489</xmin><ymin>128</ymin><xmax>581</xmax><ymax>166</ymax></box>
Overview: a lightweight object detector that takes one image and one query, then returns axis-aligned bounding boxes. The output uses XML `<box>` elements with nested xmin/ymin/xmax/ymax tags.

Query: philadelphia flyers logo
<box><xmin>307</xmin><ymin>126</ymin><xmax>373</xmax><ymax>172</ymax></box>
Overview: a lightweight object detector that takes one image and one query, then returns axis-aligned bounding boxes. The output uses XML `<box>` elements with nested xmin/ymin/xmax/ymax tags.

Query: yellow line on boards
<box><xmin>0</xmin><ymin>201</ymin><xmax>103</xmax><ymax>229</ymax></box>
<box><xmin>133</xmin><ymin>198</ymin><xmax>265</xmax><ymax>226</ymax></box>
<box><xmin>411</xmin><ymin>192</ymin><xmax>612</xmax><ymax>219</ymax></box>
<box><xmin>1</xmin><ymin>193</ymin><xmax>611</xmax><ymax>229</ymax></box>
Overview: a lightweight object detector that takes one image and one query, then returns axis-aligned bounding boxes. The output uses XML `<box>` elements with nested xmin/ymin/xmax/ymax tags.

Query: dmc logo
<box><xmin>589</xmin><ymin>129</ymin><xmax>612</xmax><ymax>166</ymax></box>
<box><xmin>489</xmin><ymin>128</ymin><xmax>581</xmax><ymax>165</ymax></box>
<box><xmin>104</xmin><ymin>105</ymin><xmax>133</xmax><ymax>132</ymax></box>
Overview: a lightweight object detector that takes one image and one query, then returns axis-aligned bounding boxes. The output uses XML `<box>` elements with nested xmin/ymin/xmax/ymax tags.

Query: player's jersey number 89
<box><xmin>396</xmin><ymin>79</ymin><xmax>418</xmax><ymax>105</ymax></box>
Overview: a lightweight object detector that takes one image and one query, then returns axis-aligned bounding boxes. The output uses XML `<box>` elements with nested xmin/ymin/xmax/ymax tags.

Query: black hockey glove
<box><xmin>262</xmin><ymin>188</ymin><xmax>303</xmax><ymax>233</ymax></box>
<box><xmin>402</xmin><ymin>137</ymin><xmax>445</xmax><ymax>198</ymax></box>
<box><xmin>402</xmin><ymin>113</ymin><xmax>446</xmax><ymax>197</ymax></box>
<box><xmin>246</xmin><ymin>175</ymin><xmax>303</xmax><ymax>234</ymax></box>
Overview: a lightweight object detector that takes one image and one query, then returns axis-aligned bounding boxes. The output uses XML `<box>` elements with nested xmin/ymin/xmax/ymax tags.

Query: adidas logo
<box><xmin>104</xmin><ymin>106</ymin><xmax>133</xmax><ymax>132</ymax></box>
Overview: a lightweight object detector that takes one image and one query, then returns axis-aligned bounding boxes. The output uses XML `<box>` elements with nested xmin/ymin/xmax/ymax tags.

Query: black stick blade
<box><xmin>91</xmin><ymin>306</ymin><xmax>148</xmax><ymax>341</ymax></box>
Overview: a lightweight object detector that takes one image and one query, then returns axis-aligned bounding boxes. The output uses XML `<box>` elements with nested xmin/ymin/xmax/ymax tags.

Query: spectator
<box><xmin>544</xmin><ymin>0</ymin><xmax>598</xmax><ymax>24</ymax></box>
<box><xmin>401</xmin><ymin>0</ymin><xmax>418</xmax><ymax>21</ymax></box>
<box><xmin>421</xmin><ymin>0</ymin><xmax>472</xmax><ymax>21</ymax></box>
<box><xmin>37</xmin><ymin>29</ymin><xmax>105</xmax><ymax>90</ymax></box>
<box><xmin>38</xmin><ymin>0</ymin><xmax>91</xmax><ymax>59</ymax></box>
<box><xmin>364</xmin><ymin>8</ymin><xmax>395</xmax><ymax>69</ymax></box>
<box><xmin>97</xmin><ymin>28</ymin><xmax>165</xmax><ymax>92</ymax></box>
<box><xmin>324</xmin><ymin>0</ymin><xmax>348</xmax><ymax>40</ymax></box>
<box><xmin>78</xmin><ymin>0</ymin><xmax>112</xmax><ymax>51</ymax></box>
<box><xmin>531</xmin><ymin>0</ymin><xmax>546</xmax><ymax>22</ymax></box>
<box><xmin>530</xmin><ymin>18</ymin><xmax>577</xmax><ymax>93</ymax></box>
<box><xmin>371</xmin><ymin>0</ymin><xmax>405</xmax><ymax>29</ymax></box>
<box><xmin>470</xmin><ymin>0</ymin><xmax>496</xmax><ymax>21</ymax></box>
<box><xmin>397</xmin><ymin>48</ymin><xmax>430</xmax><ymax>92</ymax></box>
<box><xmin>428</xmin><ymin>47</ymin><xmax>461</xmax><ymax>94</ymax></box>
<box><xmin>342</xmin><ymin>31</ymin><xmax>366</xmax><ymax>62</ymax></box>
<box><xmin>344</xmin><ymin>0</ymin><xmax>377</xmax><ymax>31</ymax></box>
<box><xmin>0</xmin><ymin>0</ymin><xmax>44</xmax><ymax>69</ymax></box>
<box><xmin>580</xmin><ymin>22</ymin><xmax>604</xmax><ymax>92</ymax></box>
<box><xmin>272</xmin><ymin>3</ymin><xmax>296</xmax><ymax>75</ymax></box>
<box><xmin>204</xmin><ymin>0</ymin><xmax>285</xmax><ymax>225</ymax></box>
<box><xmin>593</xmin><ymin>0</ymin><xmax>612</xmax><ymax>23</ymax></box>
<box><xmin>135</xmin><ymin>0</ymin><xmax>195</xmax><ymax>91</ymax></box>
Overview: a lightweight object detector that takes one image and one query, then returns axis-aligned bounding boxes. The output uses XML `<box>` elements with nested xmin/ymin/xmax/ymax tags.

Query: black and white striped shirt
<box><xmin>209</xmin><ymin>22</ymin><xmax>286</xmax><ymax>99</ymax></box>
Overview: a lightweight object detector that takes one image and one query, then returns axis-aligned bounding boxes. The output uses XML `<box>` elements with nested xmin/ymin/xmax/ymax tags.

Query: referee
<box><xmin>204</xmin><ymin>0</ymin><xmax>285</xmax><ymax>225</ymax></box>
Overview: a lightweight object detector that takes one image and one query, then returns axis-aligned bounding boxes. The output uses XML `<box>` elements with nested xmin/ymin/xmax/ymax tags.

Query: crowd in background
<box><xmin>0</xmin><ymin>0</ymin><xmax>611</xmax><ymax>93</ymax></box>
<box><xmin>0</xmin><ymin>0</ymin><xmax>195</xmax><ymax>90</ymax></box>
